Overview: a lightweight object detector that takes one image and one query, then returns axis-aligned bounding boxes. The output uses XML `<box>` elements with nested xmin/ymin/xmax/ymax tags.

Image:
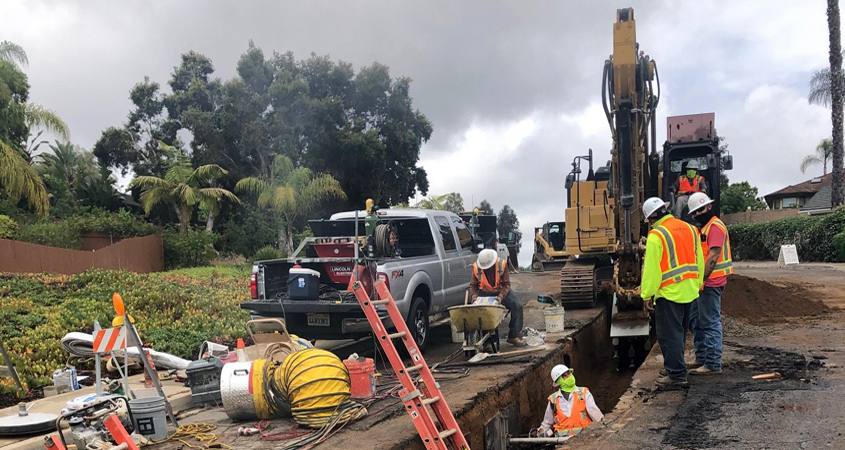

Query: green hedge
<box><xmin>0</xmin><ymin>215</ymin><xmax>17</xmax><ymax>239</ymax></box>
<box><xmin>728</xmin><ymin>208</ymin><xmax>845</xmax><ymax>262</ymax></box>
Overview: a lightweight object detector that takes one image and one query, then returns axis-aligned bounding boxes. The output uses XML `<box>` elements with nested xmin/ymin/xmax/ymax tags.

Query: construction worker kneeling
<box><xmin>538</xmin><ymin>365</ymin><xmax>604</xmax><ymax>437</ymax></box>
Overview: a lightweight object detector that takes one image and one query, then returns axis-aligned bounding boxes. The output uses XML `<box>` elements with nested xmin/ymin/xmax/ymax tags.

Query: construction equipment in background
<box><xmin>557</xmin><ymin>9</ymin><xmax>732</xmax><ymax>371</ymax></box>
<box><xmin>531</xmin><ymin>222</ymin><xmax>567</xmax><ymax>272</ymax></box>
<box><xmin>459</xmin><ymin>210</ymin><xmax>517</xmax><ymax>272</ymax></box>
<box><xmin>352</xmin><ymin>281</ymin><xmax>470</xmax><ymax>450</ymax></box>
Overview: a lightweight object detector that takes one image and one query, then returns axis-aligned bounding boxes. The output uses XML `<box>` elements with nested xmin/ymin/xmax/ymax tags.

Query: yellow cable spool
<box><xmin>250</xmin><ymin>359</ymin><xmax>275</xmax><ymax>420</ymax></box>
<box><xmin>276</xmin><ymin>348</ymin><xmax>365</xmax><ymax>428</ymax></box>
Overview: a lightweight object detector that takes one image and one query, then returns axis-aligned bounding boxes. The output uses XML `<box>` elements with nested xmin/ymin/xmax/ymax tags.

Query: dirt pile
<box><xmin>723</xmin><ymin>275</ymin><xmax>829</xmax><ymax>324</ymax></box>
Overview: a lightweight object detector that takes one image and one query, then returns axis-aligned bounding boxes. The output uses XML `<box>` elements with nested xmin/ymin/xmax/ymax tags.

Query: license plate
<box><xmin>307</xmin><ymin>313</ymin><xmax>330</xmax><ymax>327</ymax></box>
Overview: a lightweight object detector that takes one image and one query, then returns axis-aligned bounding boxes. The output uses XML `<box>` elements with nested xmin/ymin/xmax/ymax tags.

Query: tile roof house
<box><xmin>763</xmin><ymin>173</ymin><xmax>833</xmax><ymax>212</ymax></box>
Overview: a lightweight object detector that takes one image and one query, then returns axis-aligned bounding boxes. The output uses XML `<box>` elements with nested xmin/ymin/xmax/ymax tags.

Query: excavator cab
<box><xmin>661</xmin><ymin>114</ymin><xmax>732</xmax><ymax>222</ymax></box>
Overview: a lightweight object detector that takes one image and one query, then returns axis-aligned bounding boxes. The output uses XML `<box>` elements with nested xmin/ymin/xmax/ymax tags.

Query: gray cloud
<box><xmin>1</xmin><ymin>0</ymin><xmax>835</xmax><ymax>266</ymax></box>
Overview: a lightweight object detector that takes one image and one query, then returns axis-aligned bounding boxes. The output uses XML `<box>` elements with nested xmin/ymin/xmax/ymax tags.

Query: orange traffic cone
<box><xmin>236</xmin><ymin>338</ymin><xmax>248</xmax><ymax>362</ymax></box>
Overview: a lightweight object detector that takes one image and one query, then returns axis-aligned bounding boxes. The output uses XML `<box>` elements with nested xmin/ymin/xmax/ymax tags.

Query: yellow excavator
<box><xmin>558</xmin><ymin>8</ymin><xmax>659</xmax><ymax>371</ymax></box>
<box><xmin>560</xmin><ymin>8</ymin><xmax>732</xmax><ymax>371</ymax></box>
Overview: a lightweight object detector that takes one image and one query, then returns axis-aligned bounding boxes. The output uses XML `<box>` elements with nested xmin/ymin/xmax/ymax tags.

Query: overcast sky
<box><xmin>1</xmin><ymin>0</ymin><xmax>834</xmax><ymax>265</ymax></box>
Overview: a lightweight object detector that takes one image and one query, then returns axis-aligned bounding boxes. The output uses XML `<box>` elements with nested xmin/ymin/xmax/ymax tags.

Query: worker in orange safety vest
<box><xmin>470</xmin><ymin>249</ymin><xmax>525</xmax><ymax>347</ymax></box>
<box><xmin>672</xmin><ymin>159</ymin><xmax>708</xmax><ymax>217</ymax></box>
<box><xmin>538</xmin><ymin>364</ymin><xmax>604</xmax><ymax>437</ymax></box>
<box><xmin>687</xmin><ymin>192</ymin><xmax>732</xmax><ymax>376</ymax></box>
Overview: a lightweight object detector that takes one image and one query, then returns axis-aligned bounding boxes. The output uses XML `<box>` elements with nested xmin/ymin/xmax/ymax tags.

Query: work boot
<box><xmin>658</xmin><ymin>368</ymin><xmax>668</xmax><ymax>377</ymax></box>
<box><xmin>689</xmin><ymin>366</ymin><xmax>722</xmax><ymax>375</ymax></box>
<box><xmin>687</xmin><ymin>362</ymin><xmax>703</xmax><ymax>370</ymax></box>
<box><xmin>507</xmin><ymin>337</ymin><xmax>527</xmax><ymax>347</ymax></box>
<box><xmin>655</xmin><ymin>375</ymin><xmax>688</xmax><ymax>388</ymax></box>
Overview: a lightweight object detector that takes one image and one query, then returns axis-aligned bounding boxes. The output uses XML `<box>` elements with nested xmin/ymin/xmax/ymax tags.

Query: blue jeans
<box><xmin>655</xmin><ymin>298</ymin><xmax>690</xmax><ymax>380</ymax></box>
<box><xmin>690</xmin><ymin>286</ymin><xmax>724</xmax><ymax>371</ymax></box>
<box><xmin>480</xmin><ymin>290</ymin><xmax>523</xmax><ymax>339</ymax></box>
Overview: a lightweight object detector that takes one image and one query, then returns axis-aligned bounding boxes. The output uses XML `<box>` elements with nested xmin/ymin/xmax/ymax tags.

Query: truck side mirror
<box><xmin>472</xmin><ymin>242</ymin><xmax>484</xmax><ymax>254</ymax></box>
<box><xmin>722</xmin><ymin>155</ymin><xmax>733</xmax><ymax>171</ymax></box>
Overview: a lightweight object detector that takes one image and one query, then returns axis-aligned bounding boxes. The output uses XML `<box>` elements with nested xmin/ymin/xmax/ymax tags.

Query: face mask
<box><xmin>686</xmin><ymin>170</ymin><xmax>697</xmax><ymax>179</ymax></box>
<box><xmin>695</xmin><ymin>209</ymin><xmax>714</xmax><ymax>226</ymax></box>
<box><xmin>557</xmin><ymin>374</ymin><xmax>576</xmax><ymax>393</ymax></box>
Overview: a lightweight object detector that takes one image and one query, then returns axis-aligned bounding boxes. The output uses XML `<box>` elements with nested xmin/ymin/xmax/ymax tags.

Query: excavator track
<box><xmin>559</xmin><ymin>259</ymin><xmax>597</xmax><ymax>309</ymax></box>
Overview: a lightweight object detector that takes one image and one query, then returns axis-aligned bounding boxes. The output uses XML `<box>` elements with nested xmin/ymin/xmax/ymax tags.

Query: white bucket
<box><xmin>129</xmin><ymin>396</ymin><xmax>168</xmax><ymax>441</ymax></box>
<box><xmin>450</xmin><ymin>323</ymin><xmax>465</xmax><ymax>343</ymax></box>
<box><xmin>544</xmin><ymin>306</ymin><xmax>565</xmax><ymax>333</ymax></box>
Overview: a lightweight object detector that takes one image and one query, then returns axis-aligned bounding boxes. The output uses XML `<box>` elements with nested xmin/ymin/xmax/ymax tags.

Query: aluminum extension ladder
<box><xmin>352</xmin><ymin>281</ymin><xmax>470</xmax><ymax>450</ymax></box>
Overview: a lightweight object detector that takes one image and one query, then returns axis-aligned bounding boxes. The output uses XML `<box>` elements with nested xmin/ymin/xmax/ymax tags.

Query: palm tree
<box><xmin>0</xmin><ymin>40</ymin><xmax>70</xmax><ymax>160</ymax></box>
<box><xmin>37</xmin><ymin>141</ymin><xmax>97</xmax><ymax>205</ymax></box>
<box><xmin>0</xmin><ymin>41</ymin><xmax>28</xmax><ymax>68</ymax></box>
<box><xmin>130</xmin><ymin>142</ymin><xmax>240</xmax><ymax>235</ymax></box>
<box><xmin>829</xmin><ymin>0</ymin><xmax>844</xmax><ymax>207</ymax></box>
<box><xmin>414</xmin><ymin>193</ymin><xmax>449</xmax><ymax>210</ymax></box>
<box><xmin>25</xmin><ymin>104</ymin><xmax>70</xmax><ymax>143</ymax></box>
<box><xmin>236</xmin><ymin>155</ymin><xmax>346</xmax><ymax>254</ymax></box>
<box><xmin>0</xmin><ymin>140</ymin><xmax>48</xmax><ymax>215</ymax></box>
<box><xmin>801</xmin><ymin>138</ymin><xmax>834</xmax><ymax>175</ymax></box>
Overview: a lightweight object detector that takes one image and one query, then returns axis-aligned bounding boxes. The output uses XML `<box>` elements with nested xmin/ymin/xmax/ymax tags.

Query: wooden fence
<box><xmin>0</xmin><ymin>235</ymin><xmax>164</xmax><ymax>275</ymax></box>
<box><xmin>722</xmin><ymin>208</ymin><xmax>801</xmax><ymax>225</ymax></box>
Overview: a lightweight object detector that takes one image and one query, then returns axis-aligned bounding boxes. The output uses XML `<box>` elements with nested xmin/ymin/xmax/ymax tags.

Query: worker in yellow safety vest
<box><xmin>538</xmin><ymin>364</ymin><xmax>604</xmax><ymax>437</ymax></box>
<box><xmin>686</xmin><ymin>192</ymin><xmax>732</xmax><ymax>375</ymax></box>
<box><xmin>672</xmin><ymin>160</ymin><xmax>708</xmax><ymax>217</ymax></box>
<box><xmin>641</xmin><ymin>197</ymin><xmax>704</xmax><ymax>387</ymax></box>
<box><xmin>470</xmin><ymin>249</ymin><xmax>525</xmax><ymax>347</ymax></box>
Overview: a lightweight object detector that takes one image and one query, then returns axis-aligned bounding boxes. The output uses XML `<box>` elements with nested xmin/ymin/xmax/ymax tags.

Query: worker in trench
<box><xmin>671</xmin><ymin>159</ymin><xmax>707</xmax><ymax>217</ymax></box>
<box><xmin>641</xmin><ymin>197</ymin><xmax>704</xmax><ymax>387</ymax></box>
<box><xmin>687</xmin><ymin>193</ymin><xmax>733</xmax><ymax>375</ymax></box>
<box><xmin>469</xmin><ymin>248</ymin><xmax>526</xmax><ymax>347</ymax></box>
<box><xmin>537</xmin><ymin>364</ymin><xmax>604</xmax><ymax>437</ymax></box>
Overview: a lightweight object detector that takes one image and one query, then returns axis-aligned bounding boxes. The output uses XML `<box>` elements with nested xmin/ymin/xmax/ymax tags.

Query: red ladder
<box><xmin>352</xmin><ymin>280</ymin><xmax>470</xmax><ymax>450</ymax></box>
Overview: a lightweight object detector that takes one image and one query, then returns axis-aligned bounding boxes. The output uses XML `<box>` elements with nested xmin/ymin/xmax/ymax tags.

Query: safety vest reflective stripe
<box><xmin>702</xmin><ymin>217</ymin><xmax>733</xmax><ymax>278</ymax></box>
<box><xmin>651</xmin><ymin>217</ymin><xmax>700</xmax><ymax>289</ymax></box>
<box><xmin>678</xmin><ymin>175</ymin><xmax>704</xmax><ymax>193</ymax></box>
<box><xmin>474</xmin><ymin>259</ymin><xmax>506</xmax><ymax>292</ymax></box>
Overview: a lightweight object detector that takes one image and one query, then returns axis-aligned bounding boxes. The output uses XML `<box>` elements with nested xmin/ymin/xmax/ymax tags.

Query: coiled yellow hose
<box><xmin>252</xmin><ymin>349</ymin><xmax>366</xmax><ymax>428</ymax></box>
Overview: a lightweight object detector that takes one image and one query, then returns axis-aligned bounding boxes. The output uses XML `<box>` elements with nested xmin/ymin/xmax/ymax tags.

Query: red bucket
<box><xmin>343</xmin><ymin>358</ymin><xmax>376</xmax><ymax>399</ymax></box>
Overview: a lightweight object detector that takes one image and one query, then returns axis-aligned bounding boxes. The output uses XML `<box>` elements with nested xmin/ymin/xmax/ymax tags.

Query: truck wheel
<box><xmin>407</xmin><ymin>297</ymin><xmax>430</xmax><ymax>351</ymax></box>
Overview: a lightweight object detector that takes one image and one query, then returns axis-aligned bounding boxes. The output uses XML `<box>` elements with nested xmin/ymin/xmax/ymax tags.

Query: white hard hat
<box><xmin>551</xmin><ymin>364</ymin><xmax>571</xmax><ymax>383</ymax></box>
<box><xmin>642</xmin><ymin>197</ymin><xmax>669</xmax><ymax>220</ymax></box>
<box><xmin>477</xmin><ymin>249</ymin><xmax>498</xmax><ymax>270</ymax></box>
<box><xmin>686</xmin><ymin>160</ymin><xmax>700</xmax><ymax>170</ymax></box>
<box><xmin>688</xmin><ymin>192</ymin><xmax>714</xmax><ymax>214</ymax></box>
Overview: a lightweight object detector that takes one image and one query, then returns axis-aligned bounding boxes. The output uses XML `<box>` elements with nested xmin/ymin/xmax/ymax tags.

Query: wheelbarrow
<box><xmin>447</xmin><ymin>301</ymin><xmax>507</xmax><ymax>358</ymax></box>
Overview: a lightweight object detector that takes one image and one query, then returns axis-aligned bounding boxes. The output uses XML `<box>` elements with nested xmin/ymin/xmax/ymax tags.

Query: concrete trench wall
<box><xmin>392</xmin><ymin>308</ymin><xmax>614</xmax><ymax>450</ymax></box>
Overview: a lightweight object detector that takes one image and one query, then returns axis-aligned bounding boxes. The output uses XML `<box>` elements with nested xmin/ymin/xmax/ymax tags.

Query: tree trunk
<box><xmin>177</xmin><ymin>205</ymin><xmax>190</xmax><ymax>235</ymax></box>
<box><xmin>285</xmin><ymin>224</ymin><xmax>296</xmax><ymax>256</ymax></box>
<box><xmin>830</xmin><ymin>0</ymin><xmax>844</xmax><ymax>206</ymax></box>
<box><xmin>205</xmin><ymin>209</ymin><xmax>216</xmax><ymax>233</ymax></box>
<box><xmin>278</xmin><ymin>226</ymin><xmax>287</xmax><ymax>252</ymax></box>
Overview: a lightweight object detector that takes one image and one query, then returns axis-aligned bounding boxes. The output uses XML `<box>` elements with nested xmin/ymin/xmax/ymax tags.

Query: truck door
<box><xmin>433</xmin><ymin>215</ymin><xmax>464</xmax><ymax>308</ymax></box>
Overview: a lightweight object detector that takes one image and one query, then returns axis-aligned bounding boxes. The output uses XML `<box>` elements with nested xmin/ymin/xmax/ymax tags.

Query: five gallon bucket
<box><xmin>450</xmin><ymin>323</ymin><xmax>465</xmax><ymax>343</ymax></box>
<box><xmin>129</xmin><ymin>396</ymin><xmax>168</xmax><ymax>441</ymax></box>
<box><xmin>543</xmin><ymin>306</ymin><xmax>565</xmax><ymax>333</ymax></box>
<box><xmin>343</xmin><ymin>357</ymin><xmax>376</xmax><ymax>399</ymax></box>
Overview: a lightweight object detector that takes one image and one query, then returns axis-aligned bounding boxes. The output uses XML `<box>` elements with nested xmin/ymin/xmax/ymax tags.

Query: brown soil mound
<box><xmin>722</xmin><ymin>275</ymin><xmax>829</xmax><ymax>324</ymax></box>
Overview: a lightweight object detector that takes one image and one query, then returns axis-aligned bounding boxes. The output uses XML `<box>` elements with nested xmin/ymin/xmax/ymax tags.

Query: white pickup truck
<box><xmin>240</xmin><ymin>209</ymin><xmax>482</xmax><ymax>350</ymax></box>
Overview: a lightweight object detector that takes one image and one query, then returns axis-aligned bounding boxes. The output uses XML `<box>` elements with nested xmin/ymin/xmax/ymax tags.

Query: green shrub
<box><xmin>253</xmin><ymin>245</ymin><xmax>285</xmax><ymax>261</ymax></box>
<box><xmin>728</xmin><ymin>208</ymin><xmax>845</xmax><ymax>262</ymax></box>
<box><xmin>162</xmin><ymin>229</ymin><xmax>218</xmax><ymax>269</ymax></box>
<box><xmin>0</xmin><ymin>215</ymin><xmax>17</xmax><ymax>239</ymax></box>
<box><xmin>0</xmin><ymin>270</ymin><xmax>250</xmax><ymax>391</ymax></box>
<box><xmin>833</xmin><ymin>231</ymin><xmax>845</xmax><ymax>262</ymax></box>
<box><xmin>218</xmin><ymin>206</ymin><xmax>280</xmax><ymax>258</ymax></box>
<box><xmin>15</xmin><ymin>221</ymin><xmax>81</xmax><ymax>249</ymax></box>
<box><xmin>15</xmin><ymin>209</ymin><xmax>160</xmax><ymax>249</ymax></box>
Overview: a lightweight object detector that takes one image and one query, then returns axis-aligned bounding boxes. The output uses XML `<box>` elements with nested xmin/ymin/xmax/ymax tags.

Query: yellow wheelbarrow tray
<box><xmin>447</xmin><ymin>303</ymin><xmax>507</xmax><ymax>357</ymax></box>
<box><xmin>447</xmin><ymin>304</ymin><xmax>507</xmax><ymax>333</ymax></box>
